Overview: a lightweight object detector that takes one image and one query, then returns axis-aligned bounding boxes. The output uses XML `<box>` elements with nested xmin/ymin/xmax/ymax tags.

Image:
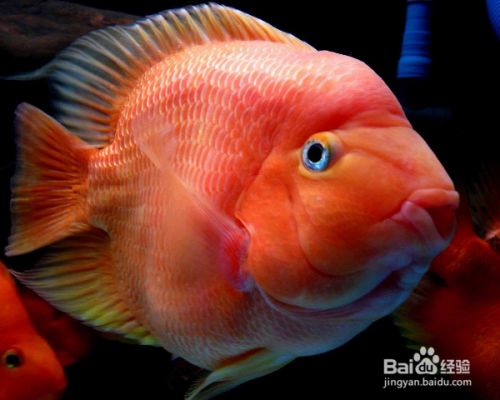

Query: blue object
<box><xmin>301</xmin><ymin>140</ymin><xmax>331</xmax><ymax>172</ymax></box>
<box><xmin>397</xmin><ymin>0</ymin><xmax>433</xmax><ymax>79</ymax></box>
<box><xmin>487</xmin><ymin>0</ymin><xmax>500</xmax><ymax>40</ymax></box>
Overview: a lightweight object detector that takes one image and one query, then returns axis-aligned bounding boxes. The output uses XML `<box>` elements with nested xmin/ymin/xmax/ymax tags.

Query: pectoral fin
<box><xmin>134</xmin><ymin>112</ymin><xmax>251</xmax><ymax>291</ymax></box>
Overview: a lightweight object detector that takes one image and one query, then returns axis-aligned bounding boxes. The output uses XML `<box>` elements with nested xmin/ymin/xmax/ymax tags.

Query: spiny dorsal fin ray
<box><xmin>11</xmin><ymin>229</ymin><xmax>159</xmax><ymax>346</ymax></box>
<box><xmin>34</xmin><ymin>3</ymin><xmax>313</xmax><ymax>147</ymax></box>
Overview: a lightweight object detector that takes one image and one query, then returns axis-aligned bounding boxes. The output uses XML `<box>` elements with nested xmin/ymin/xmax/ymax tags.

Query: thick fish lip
<box><xmin>391</xmin><ymin>188</ymin><xmax>459</xmax><ymax>253</ymax></box>
<box><xmin>258</xmin><ymin>260</ymin><xmax>428</xmax><ymax>320</ymax></box>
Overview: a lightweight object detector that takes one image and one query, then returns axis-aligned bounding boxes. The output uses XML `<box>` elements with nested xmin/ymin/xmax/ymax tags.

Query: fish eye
<box><xmin>2</xmin><ymin>349</ymin><xmax>24</xmax><ymax>369</ymax></box>
<box><xmin>302</xmin><ymin>139</ymin><xmax>331</xmax><ymax>171</ymax></box>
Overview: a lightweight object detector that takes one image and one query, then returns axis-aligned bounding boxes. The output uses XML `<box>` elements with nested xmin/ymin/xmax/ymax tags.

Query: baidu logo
<box><xmin>382</xmin><ymin>346</ymin><xmax>472</xmax><ymax>390</ymax></box>
<box><xmin>413</xmin><ymin>346</ymin><xmax>440</xmax><ymax>374</ymax></box>
<box><xmin>384</xmin><ymin>346</ymin><xmax>470</xmax><ymax>375</ymax></box>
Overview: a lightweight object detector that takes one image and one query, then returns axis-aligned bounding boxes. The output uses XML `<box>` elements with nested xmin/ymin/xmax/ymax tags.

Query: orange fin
<box><xmin>6</xmin><ymin>104</ymin><xmax>94</xmax><ymax>256</ymax></box>
<box><xmin>9</xmin><ymin>4</ymin><xmax>312</xmax><ymax>148</ymax></box>
<box><xmin>11</xmin><ymin>229</ymin><xmax>159</xmax><ymax>346</ymax></box>
<box><xmin>186</xmin><ymin>349</ymin><xmax>294</xmax><ymax>400</ymax></box>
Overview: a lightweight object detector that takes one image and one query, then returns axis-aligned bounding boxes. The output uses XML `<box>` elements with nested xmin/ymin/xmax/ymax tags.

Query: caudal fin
<box><xmin>6</xmin><ymin>105</ymin><xmax>158</xmax><ymax>345</ymax></box>
<box><xmin>6</xmin><ymin>103</ymin><xmax>94</xmax><ymax>256</ymax></box>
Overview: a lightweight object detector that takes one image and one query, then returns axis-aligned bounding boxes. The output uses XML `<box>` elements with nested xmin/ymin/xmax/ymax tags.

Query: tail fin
<box><xmin>6</xmin><ymin>103</ymin><xmax>94</xmax><ymax>256</ymax></box>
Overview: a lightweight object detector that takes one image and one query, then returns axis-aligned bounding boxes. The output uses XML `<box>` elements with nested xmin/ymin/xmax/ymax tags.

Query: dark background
<box><xmin>0</xmin><ymin>0</ymin><xmax>498</xmax><ymax>398</ymax></box>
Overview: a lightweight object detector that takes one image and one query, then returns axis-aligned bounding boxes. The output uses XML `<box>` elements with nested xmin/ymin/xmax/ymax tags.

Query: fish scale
<box><xmin>105</xmin><ymin>42</ymin><xmax>309</xmax><ymax>214</ymax></box>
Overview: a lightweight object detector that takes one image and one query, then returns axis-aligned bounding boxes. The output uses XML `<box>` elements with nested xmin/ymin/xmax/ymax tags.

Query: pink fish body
<box><xmin>6</xmin><ymin>5</ymin><xmax>458</xmax><ymax>398</ymax></box>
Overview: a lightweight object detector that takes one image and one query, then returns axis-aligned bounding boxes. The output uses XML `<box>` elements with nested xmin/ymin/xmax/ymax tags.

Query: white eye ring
<box><xmin>302</xmin><ymin>139</ymin><xmax>331</xmax><ymax>171</ymax></box>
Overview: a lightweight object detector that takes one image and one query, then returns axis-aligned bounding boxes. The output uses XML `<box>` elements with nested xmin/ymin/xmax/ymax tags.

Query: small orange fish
<box><xmin>6</xmin><ymin>5</ymin><xmax>458</xmax><ymax>398</ymax></box>
<box><xmin>397</xmin><ymin>169</ymin><xmax>500</xmax><ymax>400</ymax></box>
<box><xmin>20</xmin><ymin>286</ymin><xmax>96</xmax><ymax>367</ymax></box>
<box><xmin>0</xmin><ymin>261</ymin><xmax>66</xmax><ymax>400</ymax></box>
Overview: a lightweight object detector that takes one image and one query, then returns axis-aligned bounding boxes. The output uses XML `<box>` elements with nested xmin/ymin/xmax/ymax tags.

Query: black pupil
<box><xmin>6</xmin><ymin>354</ymin><xmax>20</xmax><ymax>367</ymax></box>
<box><xmin>307</xmin><ymin>143</ymin><xmax>324</xmax><ymax>163</ymax></box>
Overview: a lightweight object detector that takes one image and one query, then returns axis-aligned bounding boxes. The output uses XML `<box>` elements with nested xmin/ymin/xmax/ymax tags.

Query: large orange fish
<box><xmin>397</xmin><ymin>168</ymin><xmax>500</xmax><ymax>400</ymax></box>
<box><xmin>0</xmin><ymin>261</ymin><xmax>66</xmax><ymax>400</ymax></box>
<box><xmin>6</xmin><ymin>4</ymin><xmax>459</xmax><ymax>398</ymax></box>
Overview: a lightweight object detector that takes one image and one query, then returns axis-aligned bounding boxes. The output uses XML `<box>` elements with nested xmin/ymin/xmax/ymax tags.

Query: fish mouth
<box><xmin>258</xmin><ymin>188</ymin><xmax>459</xmax><ymax>320</ymax></box>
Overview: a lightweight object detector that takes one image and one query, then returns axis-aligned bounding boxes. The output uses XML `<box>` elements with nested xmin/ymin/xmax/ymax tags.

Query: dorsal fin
<box><xmin>33</xmin><ymin>3</ymin><xmax>312</xmax><ymax>147</ymax></box>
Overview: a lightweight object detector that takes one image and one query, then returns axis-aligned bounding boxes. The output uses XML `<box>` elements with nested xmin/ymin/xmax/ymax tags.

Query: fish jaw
<box><xmin>251</xmin><ymin>188</ymin><xmax>457</xmax><ymax>321</ymax></box>
<box><xmin>258</xmin><ymin>261</ymin><xmax>429</xmax><ymax>321</ymax></box>
<box><xmin>300</xmin><ymin>188</ymin><xmax>457</xmax><ymax>308</ymax></box>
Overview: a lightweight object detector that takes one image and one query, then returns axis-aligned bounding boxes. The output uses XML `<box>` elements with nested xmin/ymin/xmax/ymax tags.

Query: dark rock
<box><xmin>0</xmin><ymin>0</ymin><xmax>138</xmax><ymax>73</ymax></box>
